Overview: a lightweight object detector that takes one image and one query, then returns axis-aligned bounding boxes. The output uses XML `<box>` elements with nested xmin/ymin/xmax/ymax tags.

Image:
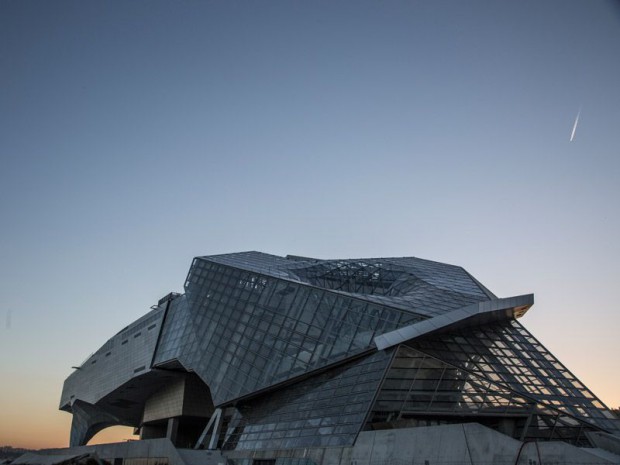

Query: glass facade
<box><xmin>155</xmin><ymin>257</ymin><xmax>424</xmax><ymax>406</ymax></box>
<box><xmin>62</xmin><ymin>251</ymin><xmax>619</xmax><ymax>451</ymax></box>
<box><xmin>153</xmin><ymin>295</ymin><xmax>198</xmax><ymax>370</ymax></box>
<box><xmin>365</xmin><ymin>321</ymin><xmax>619</xmax><ymax>446</ymax></box>
<box><xmin>407</xmin><ymin>320</ymin><xmax>619</xmax><ymax>432</ymax></box>
<box><xmin>224</xmin><ymin>350</ymin><xmax>393</xmax><ymax>450</ymax></box>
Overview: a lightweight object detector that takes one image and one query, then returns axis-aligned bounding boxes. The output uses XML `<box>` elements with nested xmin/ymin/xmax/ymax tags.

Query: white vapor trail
<box><xmin>570</xmin><ymin>107</ymin><xmax>581</xmax><ymax>142</ymax></box>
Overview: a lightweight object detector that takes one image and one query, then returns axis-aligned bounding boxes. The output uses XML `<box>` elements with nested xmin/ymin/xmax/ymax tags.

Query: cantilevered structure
<box><xmin>58</xmin><ymin>252</ymin><xmax>620</xmax><ymax>464</ymax></box>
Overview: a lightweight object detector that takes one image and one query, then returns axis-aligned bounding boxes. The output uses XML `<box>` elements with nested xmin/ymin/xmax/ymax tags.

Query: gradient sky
<box><xmin>1</xmin><ymin>0</ymin><xmax>619</xmax><ymax>450</ymax></box>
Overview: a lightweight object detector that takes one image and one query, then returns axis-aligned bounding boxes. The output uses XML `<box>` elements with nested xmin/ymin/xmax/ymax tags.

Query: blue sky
<box><xmin>1</xmin><ymin>0</ymin><xmax>619</xmax><ymax>448</ymax></box>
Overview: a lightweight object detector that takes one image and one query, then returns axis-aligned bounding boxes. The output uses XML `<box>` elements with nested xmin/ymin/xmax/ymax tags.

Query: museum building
<box><xmin>50</xmin><ymin>252</ymin><xmax>620</xmax><ymax>465</ymax></box>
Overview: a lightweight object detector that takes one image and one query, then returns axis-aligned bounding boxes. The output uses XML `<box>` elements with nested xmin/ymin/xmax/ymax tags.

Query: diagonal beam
<box><xmin>374</xmin><ymin>294</ymin><xmax>534</xmax><ymax>350</ymax></box>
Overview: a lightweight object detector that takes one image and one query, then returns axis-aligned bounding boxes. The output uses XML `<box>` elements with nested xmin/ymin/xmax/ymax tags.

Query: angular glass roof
<box><xmin>200</xmin><ymin>251</ymin><xmax>492</xmax><ymax>318</ymax></box>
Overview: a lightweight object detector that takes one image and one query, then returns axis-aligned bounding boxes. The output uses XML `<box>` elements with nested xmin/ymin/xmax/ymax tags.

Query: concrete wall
<box><xmin>36</xmin><ymin>439</ymin><xmax>225</xmax><ymax>465</ymax></box>
<box><xmin>351</xmin><ymin>423</ymin><xmax>620</xmax><ymax>465</ymax></box>
<box><xmin>142</xmin><ymin>373</ymin><xmax>214</xmax><ymax>424</ymax></box>
<box><xmin>587</xmin><ymin>431</ymin><xmax>620</xmax><ymax>456</ymax></box>
<box><xmin>24</xmin><ymin>425</ymin><xmax>620</xmax><ymax>465</ymax></box>
<box><xmin>224</xmin><ymin>445</ymin><xmax>353</xmax><ymax>465</ymax></box>
<box><xmin>143</xmin><ymin>379</ymin><xmax>186</xmax><ymax>423</ymax></box>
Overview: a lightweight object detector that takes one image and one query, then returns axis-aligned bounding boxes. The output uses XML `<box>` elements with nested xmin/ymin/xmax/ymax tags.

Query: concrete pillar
<box><xmin>166</xmin><ymin>417</ymin><xmax>179</xmax><ymax>445</ymax></box>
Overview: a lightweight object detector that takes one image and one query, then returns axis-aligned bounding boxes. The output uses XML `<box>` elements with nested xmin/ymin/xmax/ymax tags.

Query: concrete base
<box><xmin>14</xmin><ymin>424</ymin><xmax>620</xmax><ymax>465</ymax></box>
<box><xmin>16</xmin><ymin>439</ymin><xmax>226</xmax><ymax>465</ymax></box>
<box><xmin>225</xmin><ymin>445</ymin><xmax>353</xmax><ymax>465</ymax></box>
<box><xmin>351</xmin><ymin>423</ymin><xmax>620</xmax><ymax>465</ymax></box>
<box><xmin>587</xmin><ymin>431</ymin><xmax>620</xmax><ymax>456</ymax></box>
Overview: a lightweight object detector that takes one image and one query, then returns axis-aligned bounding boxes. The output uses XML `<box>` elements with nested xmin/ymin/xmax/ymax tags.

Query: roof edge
<box><xmin>374</xmin><ymin>294</ymin><xmax>534</xmax><ymax>350</ymax></box>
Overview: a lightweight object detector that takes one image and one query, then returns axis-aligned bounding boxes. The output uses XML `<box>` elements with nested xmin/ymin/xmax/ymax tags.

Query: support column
<box><xmin>166</xmin><ymin>417</ymin><xmax>180</xmax><ymax>445</ymax></box>
<box><xmin>70</xmin><ymin>400</ymin><xmax>121</xmax><ymax>447</ymax></box>
<box><xmin>194</xmin><ymin>408</ymin><xmax>222</xmax><ymax>450</ymax></box>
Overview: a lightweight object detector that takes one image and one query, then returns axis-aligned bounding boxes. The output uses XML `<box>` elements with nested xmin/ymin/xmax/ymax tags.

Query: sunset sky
<box><xmin>1</xmin><ymin>0</ymin><xmax>619</xmax><ymax>450</ymax></box>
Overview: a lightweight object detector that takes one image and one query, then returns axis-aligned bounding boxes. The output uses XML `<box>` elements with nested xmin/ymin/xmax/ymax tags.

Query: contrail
<box><xmin>570</xmin><ymin>107</ymin><xmax>581</xmax><ymax>142</ymax></box>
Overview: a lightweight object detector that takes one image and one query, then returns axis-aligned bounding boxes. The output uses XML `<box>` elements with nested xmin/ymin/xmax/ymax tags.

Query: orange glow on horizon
<box><xmin>88</xmin><ymin>426</ymin><xmax>138</xmax><ymax>446</ymax></box>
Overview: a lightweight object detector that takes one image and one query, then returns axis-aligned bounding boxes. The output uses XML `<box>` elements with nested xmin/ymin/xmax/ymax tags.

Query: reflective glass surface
<box><xmin>367</xmin><ymin>345</ymin><xmax>607</xmax><ymax>446</ymax></box>
<box><xmin>155</xmin><ymin>258</ymin><xmax>421</xmax><ymax>405</ymax></box>
<box><xmin>154</xmin><ymin>295</ymin><xmax>198</xmax><ymax>368</ymax></box>
<box><xmin>224</xmin><ymin>350</ymin><xmax>393</xmax><ymax>450</ymax></box>
<box><xmin>406</xmin><ymin>321</ymin><xmax>620</xmax><ymax>433</ymax></box>
<box><xmin>205</xmin><ymin>252</ymin><xmax>492</xmax><ymax>317</ymax></box>
<box><xmin>62</xmin><ymin>251</ymin><xmax>620</xmax><ymax>452</ymax></box>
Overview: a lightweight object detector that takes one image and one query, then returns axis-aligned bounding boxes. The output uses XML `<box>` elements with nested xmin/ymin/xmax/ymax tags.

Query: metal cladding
<box><xmin>60</xmin><ymin>251</ymin><xmax>620</xmax><ymax>450</ymax></box>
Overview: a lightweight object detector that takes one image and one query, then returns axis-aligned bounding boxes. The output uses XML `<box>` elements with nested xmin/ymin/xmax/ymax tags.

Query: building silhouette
<box><xmin>54</xmin><ymin>252</ymin><xmax>620</xmax><ymax>465</ymax></box>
